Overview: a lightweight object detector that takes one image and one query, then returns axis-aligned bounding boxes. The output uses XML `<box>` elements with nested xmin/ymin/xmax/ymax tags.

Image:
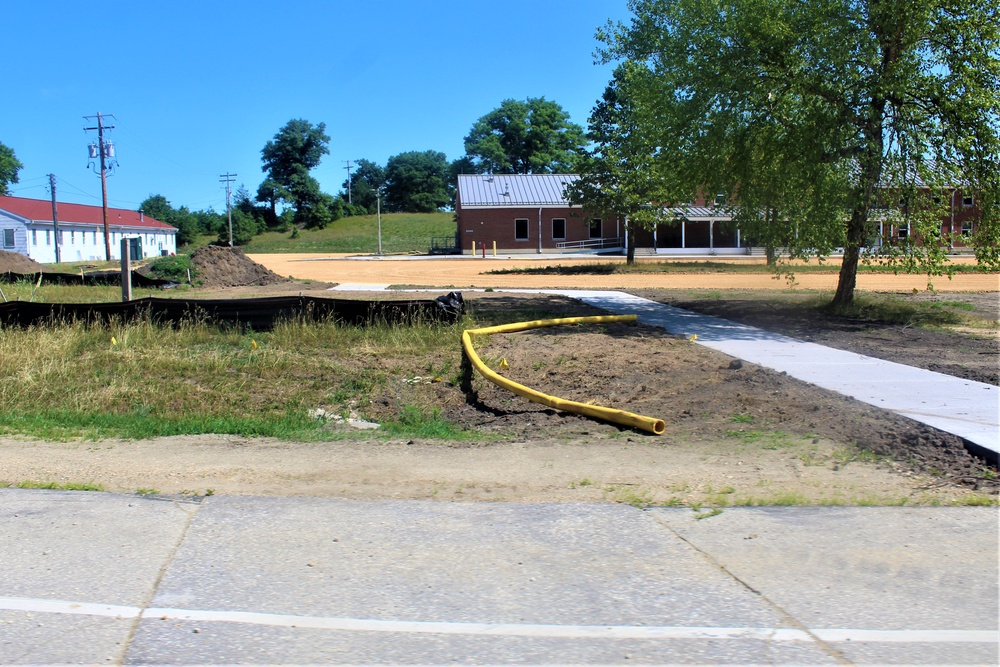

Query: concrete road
<box><xmin>1</xmin><ymin>489</ymin><xmax>996</xmax><ymax>665</ymax></box>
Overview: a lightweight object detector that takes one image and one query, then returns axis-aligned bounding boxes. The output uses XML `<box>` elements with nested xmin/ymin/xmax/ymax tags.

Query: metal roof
<box><xmin>457</xmin><ymin>174</ymin><xmax>580</xmax><ymax>207</ymax></box>
<box><xmin>666</xmin><ymin>206</ymin><xmax>732</xmax><ymax>220</ymax></box>
<box><xmin>0</xmin><ymin>196</ymin><xmax>175</xmax><ymax>230</ymax></box>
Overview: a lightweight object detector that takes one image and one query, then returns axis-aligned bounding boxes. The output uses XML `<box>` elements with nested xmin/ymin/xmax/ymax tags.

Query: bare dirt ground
<box><xmin>0</xmin><ymin>249</ymin><xmax>48</xmax><ymax>273</ymax></box>
<box><xmin>2</xmin><ymin>254</ymin><xmax>997</xmax><ymax>505</ymax></box>
<box><xmin>187</xmin><ymin>246</ymin><xmax>289</xmax><ymax>287</ymax></box>
<box><xmin>248</xmin><ymin>252</ymin><xmax>1000</xmax><ymax>292</ymax></box>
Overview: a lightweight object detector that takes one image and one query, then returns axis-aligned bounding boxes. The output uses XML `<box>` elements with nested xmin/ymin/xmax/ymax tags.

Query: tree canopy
<box><xmin>342</xmin><ymin>159</ymin><xmax>387</xmax><ymax>214</ymax></box>
<box><xmin>599</xmin><ymin>0</ymin><xmax>1000</xmax><ymax>304</ymax></box>
<box><xmin>384</xmin><ymin>150</ymin><xmax>451</xmax><ymax>213</ymax></box>
<box><xmin>139</xmin><ymin>194</ymin><xmax>222</xmax><ymax>246</ymax></box>
<box><xmin>569</xmin><ymin>64</ymin><xmax>680</xmax><ymax>263</ymax></box>
<box><xmin>0</xmin><ymin>141</ymin><xmax>23</xmax><ymax>196</ymax></box>
<box><xmin>258</xmin><ymin>119</ymin><xmax>335</xmax><ymax>228</ymax></box>
<box><xmin>462</xmin><ymin>98</ymin><xmax>586</xmax><ymax>174</ymax></box>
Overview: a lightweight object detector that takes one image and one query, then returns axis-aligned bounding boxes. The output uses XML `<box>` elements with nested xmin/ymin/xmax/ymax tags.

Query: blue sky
<box><xmin>3</xmin><ymin>0</ymin><xmax>632</xmax><ymax>213</ymax></box>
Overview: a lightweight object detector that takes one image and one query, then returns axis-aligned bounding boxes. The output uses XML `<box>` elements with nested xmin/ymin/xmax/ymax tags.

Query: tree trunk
<box><xmin>833</xmin><ymin>200</ymin><xmax>874</xmax><ymax>307</ymax></box>
<box><xmin>765</xmin><ymin>245</ymin><xmax>778</xmax><ymax>266</ymax></box>
<box><xmin>832</xmin><ymin>19</ymin><xmax>895</xmax><ymax>307</ymax></box>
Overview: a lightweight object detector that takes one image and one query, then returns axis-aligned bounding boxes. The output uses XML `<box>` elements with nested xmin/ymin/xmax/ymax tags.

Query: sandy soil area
<box><xmin>249</xmin><ymin>253</ymin><xmax>999</xmax><ymax>292</ymax></box>
<box><xmin>0</xmin><ymin>434</ymin><xmax>958</xmax><ymax>506</ymax></box>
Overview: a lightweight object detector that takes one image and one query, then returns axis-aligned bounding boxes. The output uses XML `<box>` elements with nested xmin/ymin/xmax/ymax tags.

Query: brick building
<box><xmin>456</xmin><ymin>174</ymin><xmax>623</xmax><ymax>254</ymax></box>
<box><xmin>455</xmin><ymin>174</ymin><xmax>982</xmax><ymax>255</ymax></box>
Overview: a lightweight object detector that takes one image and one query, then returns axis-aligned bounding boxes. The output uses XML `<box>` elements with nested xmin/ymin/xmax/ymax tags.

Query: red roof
<box><xmin>0</xmin><ymin>195</ymin><xmax>175</xmax><ymax>231</ymax></box>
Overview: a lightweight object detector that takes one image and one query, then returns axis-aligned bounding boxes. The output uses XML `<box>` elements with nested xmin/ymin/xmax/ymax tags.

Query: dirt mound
<box><xmin>0</xmin><ymin>250</ymin><xmax>48</xmax><ymax>274</ymax></box>
<box><xmin>190</xmin><ymin>246</ymin><xmax>288</xmax><ymax>288</ymax></box>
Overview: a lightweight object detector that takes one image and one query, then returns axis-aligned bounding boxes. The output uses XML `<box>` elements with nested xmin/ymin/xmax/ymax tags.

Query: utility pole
<box><xmin>376</xmin><ymin>189</ymin><xmax>383</xmax><ymax>255</ymax></box>
<box><xmin>343</xmin><ymin>160</ymin><xmax>353</xmax><ymax>205</ymax></box>
<box><xmin>48</xmin><ymin>174</ymin><xmax>61</xmax><ymax>264</ymax></box>
<box><xmin>220</xmin><ymin>172</ymin><xmax>237</xmax><ymax>246</ymax></box>
<box><xmin>84</xmin><ymin>112</ymin><xmax>117</xmax><ymax>261</ymax></box>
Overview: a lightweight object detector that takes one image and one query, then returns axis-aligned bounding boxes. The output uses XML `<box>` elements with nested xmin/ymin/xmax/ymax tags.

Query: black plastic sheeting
<box><xmin>0</xmin><ymin>292</ymin><xmax>465</xmax><ymax>330</ymax></box>
<box><xmin>0</xmin><ymin>270</ymin><xmax>174</xmax><ymax>288</ymax></box>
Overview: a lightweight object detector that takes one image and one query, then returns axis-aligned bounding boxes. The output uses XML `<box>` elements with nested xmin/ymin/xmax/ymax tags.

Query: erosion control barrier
<box><xmin>462</xmin><ymin>315</ymin><xmax>666</xmax><ymax>435</ymax></box>
<box><xmin>0</xmin><ymin>292</ymin><xmax>465</xmax><ymax>330</ymax></box>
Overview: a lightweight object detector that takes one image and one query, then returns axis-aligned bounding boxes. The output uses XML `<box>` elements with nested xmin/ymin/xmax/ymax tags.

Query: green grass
<box><xmin>13</xmin><ymin>480</ymin><xmax>105</xmax><ymax>491</ymax></box>
<box><xmin>143</xmin><ymin>255</ymin><xmax>193</xmax><ymax>282</ymax></box>
<box><xmin>826</xmin><ymin>293</ymin><xmax>987</xmax><ymax>328</ymax></box>
<box><xmin>606</xmin><ymin>485</ymin><xmax>654</xmax><ymax>508</ymax></box>
<box><xmin>241</xmin><ymin>212</ymin><xmax>456</xmax><ymax>254</ymax></box>
<box><xmin>0</xmin><ymin>278</ymin><xmax>166</xmax><ymax>303</ymax></box>
<box><xmin>379</xmin><ymin>405</ymin><xmax>475</xmax><ymax>439</ymax></box>
<box><xmin>0</xmin><ymin>308</ymin><xmax>474</xmax><ymax>441</ymax></box>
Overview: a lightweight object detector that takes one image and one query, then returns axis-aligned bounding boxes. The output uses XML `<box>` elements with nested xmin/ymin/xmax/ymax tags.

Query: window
<box><xmin>589</xmin><ymin>218</ymin><xmax>602</xmax><ymax>239</ymax></box>
<box><xmin>31</xmin><ymin>230</ymin><xmax>37</xmax><ymax>245</ymax></box>
<box><xmin>962</xmin><ymin>220</ymin><xmax>973</xmax><ymax>236</ymax></box>
<box><xmin>963</xmin><ymin>196</ymin><xmax>975</xmax><ymax>207</ymax></box>
<box><xmin>514</xmin><ymin>218</ymin><xmax>529</xmax><ymax>241</ymax></box>
<box><xmin>715</xmin><ymin>192</ymin><xmax>727</xmax><ymax>206</ymax></box>
<box><xmin>552</xmin><ymin>218</ymin><xmax>566</xmax><ymax>240</ymax></box>
<box><xmin>2</xmin><ymin>229</ymin><xmax>13</xmax><ymax>248</ymax></box>
<box><xmin>897</xmin><ymin>223</ymin><xmax>909</xmax><ymax>239</ymax></box>
<box><xmin>70</xmin><ymin>230</ymin><xmax>75</xmax><ymax>244</ymax></box>
<box><xmin>46</xmin><ymin>230</ymin><xmax>51</xmax><ymax>246</ymax></box>
<box><xmin>93</xmin><ymin>231</ymin><xmax>97</xmax><ymax>244</ymax></box>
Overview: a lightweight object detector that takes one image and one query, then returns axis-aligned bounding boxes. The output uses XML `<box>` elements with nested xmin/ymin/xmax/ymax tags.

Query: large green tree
<box><xmin>600</xmin><ymin>0</ymin><xmax>1000</xmax><ymax>305</ymax></box>
<box><xmin>139</xmin><ymin>194</ymin><xmax>223</xmax><ymax>246</ymax></box>
<box><xmin>0</xmin><ymin>141</ymin><xmax>24</xmax><ymax>196</ymax></box>
<box><xmin>342</xmin><ymin>159</ymin><xmax>387</xmax><ymax>214</ymax></box>
<box><xmin>258</xmin><ymin>119</ymin><xmax>332</xmax><ymax>228</ymax></box>
<box><xmin>462</xmin><ymin>98</ymin><xmax>586</xmax><ymax>174</ymax></box>
<box><xmin>569</xmin><ymin>64</ymin><xmax>680</xmax><ymax>264</ymax></box>
<box><xmin>384</xmin><ymin>150</ymin><xmax>451</xmax><ymax>212</ymax></box>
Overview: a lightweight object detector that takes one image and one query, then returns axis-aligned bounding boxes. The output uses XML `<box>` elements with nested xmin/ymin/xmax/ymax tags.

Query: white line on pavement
<box><xmin>1</xmin><ymin>596</ymin><xmax>994</xmax><ymax>644</ymax></box>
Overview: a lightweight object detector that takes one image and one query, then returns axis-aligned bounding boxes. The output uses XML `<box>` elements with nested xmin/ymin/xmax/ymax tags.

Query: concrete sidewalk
<box><xmin>1</xmin><ymin>489</ymin><xmax>996</xmax><ymax>665</ymax></box>
<box><xmin>564</xmin><ymin>290</ymin><xmax>1000</xmax><ymax>462</ymax></box>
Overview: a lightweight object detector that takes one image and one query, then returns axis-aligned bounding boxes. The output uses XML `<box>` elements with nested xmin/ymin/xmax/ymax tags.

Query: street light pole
<box><xmin>376</xmin><ymin>189</ymin><xmax>383</xmax><ymax>255</ymax></box>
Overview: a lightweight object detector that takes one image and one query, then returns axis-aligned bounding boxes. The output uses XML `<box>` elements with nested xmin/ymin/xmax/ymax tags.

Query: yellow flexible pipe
<box><xmin>462</xmin><ymin>315</ymin><xmax>666</xmax><ymax>435</ymax></box>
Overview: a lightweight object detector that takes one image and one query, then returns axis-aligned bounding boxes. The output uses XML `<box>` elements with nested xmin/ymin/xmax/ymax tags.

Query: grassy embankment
<box><xmin>239</xmin><ymin>211</ymin><xmax>456</xmax><ymax>254</ymax></box>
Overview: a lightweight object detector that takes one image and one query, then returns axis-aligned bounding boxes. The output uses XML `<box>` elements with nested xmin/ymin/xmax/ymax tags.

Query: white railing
<box><xmin>555</xmin><ymin>237</ymin><xmax>624</xmax><ymax>250</ymax></box>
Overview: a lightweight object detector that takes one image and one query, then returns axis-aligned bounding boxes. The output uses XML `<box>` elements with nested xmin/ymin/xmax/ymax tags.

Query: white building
<box><xmin>0</xmin><ymin>195</ymin><xmax>177</xmax><ymax>264</ymax></box>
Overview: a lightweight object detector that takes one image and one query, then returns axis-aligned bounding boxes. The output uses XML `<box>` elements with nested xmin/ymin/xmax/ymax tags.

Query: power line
<box><xmin>6</xmin><ymin>183</ymin><xmax>49</xmax><ymax>195</ymax></box>
<box><xmin>52</xmin><ymin>177</ymin><xmax>101</xmax><ymax>201</ymax></box>
<box><xmin>113</xmin><ymin>122</ymin><xmax>218</xmax><ymax>181</ymax></box>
